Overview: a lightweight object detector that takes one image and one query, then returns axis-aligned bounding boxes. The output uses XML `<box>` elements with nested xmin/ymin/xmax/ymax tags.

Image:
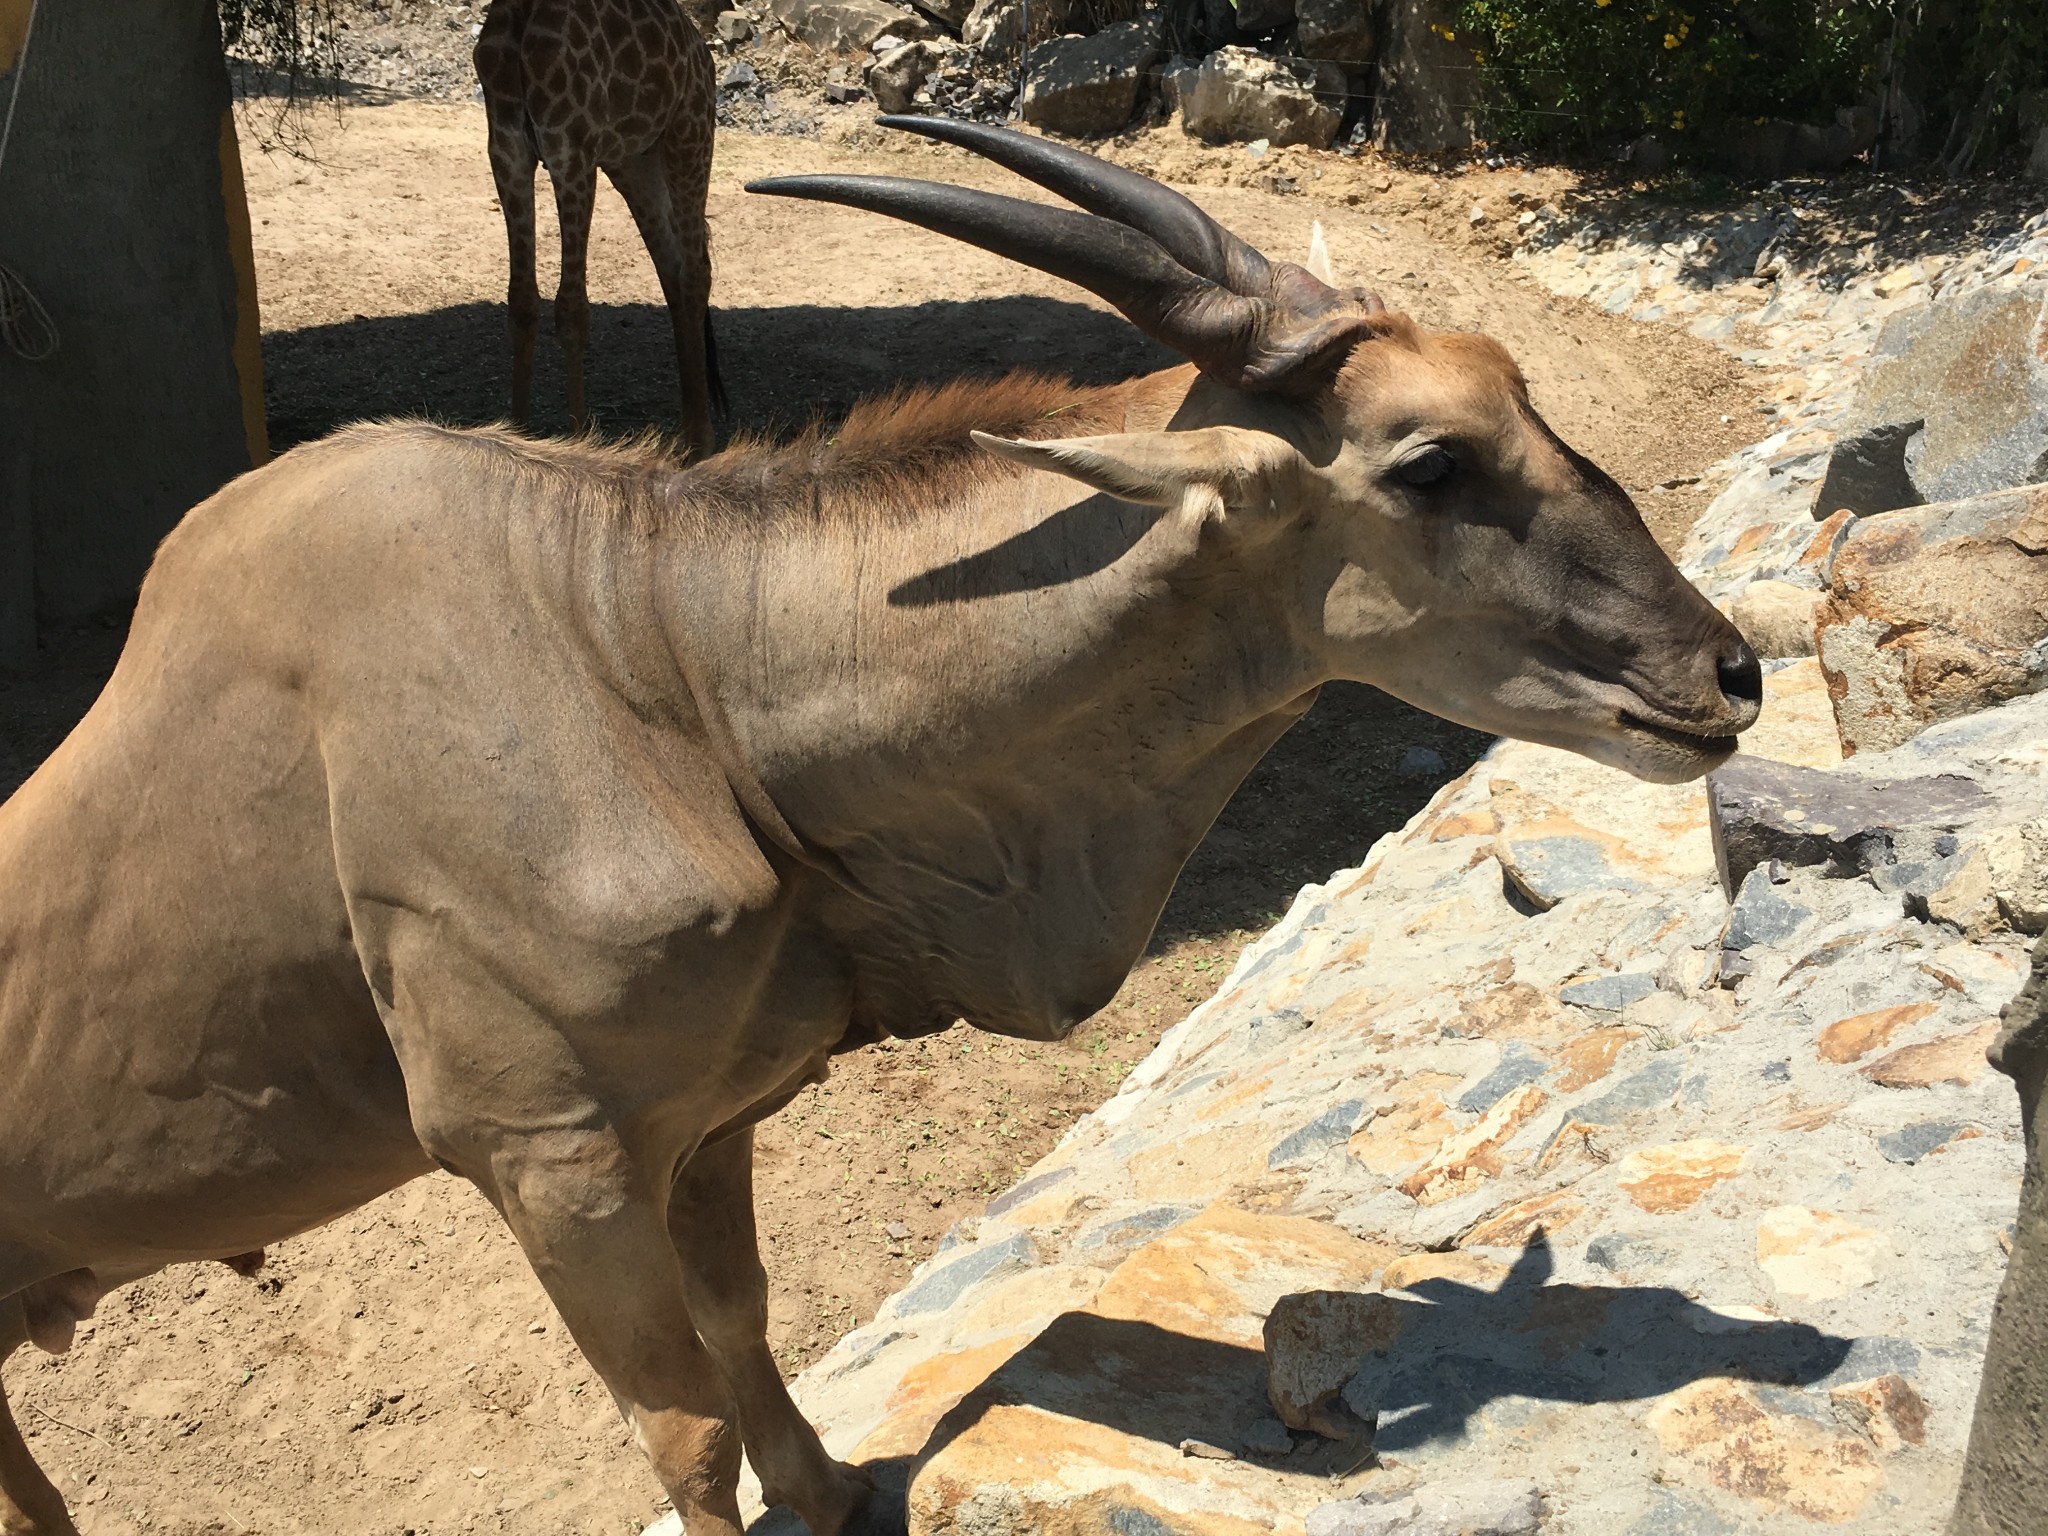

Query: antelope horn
<box><xmin>873</xmin><ymin>114</ymin><xmax>1278</xmax><ymax>298</ymax></box>
<box><xmin>745</xmin><ymin>173</ymin><xmax>1376</xmax><ymax>393</ymax></box>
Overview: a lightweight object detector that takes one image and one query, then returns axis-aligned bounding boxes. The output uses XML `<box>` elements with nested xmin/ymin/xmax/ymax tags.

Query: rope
<box><xmin>0</xmin><ymin>0</ymin><xmax>56</xmax><ymax>362</ymax></box>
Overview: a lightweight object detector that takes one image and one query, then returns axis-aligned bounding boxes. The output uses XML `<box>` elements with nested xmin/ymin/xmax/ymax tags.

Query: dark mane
<box><xmin>324</xmin><ymin>373</ymin><xmax>1134</xmax><ymax>536</ymax></box>
<box><xmin>678</xmin><ymin>372</ymin><xmax>1130</xmax><ymax>530</ymax></box>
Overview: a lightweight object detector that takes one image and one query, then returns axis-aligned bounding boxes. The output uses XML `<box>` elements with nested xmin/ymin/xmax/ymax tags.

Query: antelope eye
<box><xmin>1395</xmin><ymin>444</ymin><xmax>1457</xmax><ymax>489</ymax></box>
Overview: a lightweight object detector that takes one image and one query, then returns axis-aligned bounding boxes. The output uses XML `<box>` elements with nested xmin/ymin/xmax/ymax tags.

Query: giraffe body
<box><xmin>475</xmin><ymin>0</ymin><xmax>721</xmax><ymax>454</ymax></box>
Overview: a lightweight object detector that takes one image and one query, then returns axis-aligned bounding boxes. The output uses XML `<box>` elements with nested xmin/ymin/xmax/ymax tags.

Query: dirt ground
<box><xmin>0</xmin><ymin>97</ymin><xmax>1764</xmax><ymax>1535</ymax></box>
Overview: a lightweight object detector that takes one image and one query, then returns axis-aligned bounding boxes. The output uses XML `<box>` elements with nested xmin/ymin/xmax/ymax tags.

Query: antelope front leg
<box><xmin>670</xmin><ymin>1130</ymin><xmax>882</xmax><ymax>1535</ymax></box>
<box><xmin>1950</xmin><ymin>930</ymin><xmax>2048</xmax><ymax>1536</ymax></box>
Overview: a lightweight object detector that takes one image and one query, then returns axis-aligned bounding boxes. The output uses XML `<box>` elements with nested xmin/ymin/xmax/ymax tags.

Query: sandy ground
<box><xmin>0</xmin><ymin>99</ymin><xmax>1763</xmax><ymax>1535</ymax></box>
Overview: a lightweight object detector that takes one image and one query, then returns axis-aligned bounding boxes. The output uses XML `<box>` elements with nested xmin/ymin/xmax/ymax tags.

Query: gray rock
<box><xmin>961</xmin><ymin>0</ymin><xmax>1065</xmax><ymax>56</ymax></box>
<box><xmin>1267</xmin><ymin>1098</ymin><xmax>1365</xmax><ymax>1167</ymax></box>
<box><xmin>904</xmin><ymin>0</ymin><xmax>970</xmax><ymax>28</ymax></box>
<box><xmin>1456</xmin><ymin>1044</ymin><xmax>1550</xmax><ymax>1113</ymax></box>
<box><xmin>718</xmin><ymin>59</ymin><xmax>756</xmax><ymax>90</ymax></box>
<box><xmin>1182</xmin><ymin>46</ymin><xmax>1344</xmax><ymax>149</ymax></box>
<box><xmin>768</xmin><ymin>0</ymin><xmax>931</xmax><ymax>51</ymax></box>
<box><xmin>1623</xmin><ymin>1489</ymin><xmax>1740</xmax><ymax>1535</ymax></box>
<box><xmin>1307</xmin><ymin>1480</ymin><xmax>1544</xmax><ymax>1536</ymax></box>
<box><xmin>1296</xmin><ymin>0</ymin><xmax>1373</xmax><ymax>62</ymax></box>
<box><xmin>1585</xmin><ymin>1232</ymin><xmax>1672</xmax><ymax>1274</ymax></box>
<box><xmin>983</xmin><ymin>1163</ymin><xmax>1073</xmax><ymax>1218</ymax></box>
<box><xmin>1240</xmin><ymin>1415</ymin><xmax>1295</xmax><ymax>1456</ymax></box>
<box><xmin>822</xmin><ymin>78</ymin><xmax>865</xmax><ymax>102</ymax></box>
<box><xmin>1724</xmin><ymin>865</ymin><xmax>1814</xmax><ymax>950</ymax></box>
<box><xmin>1572</xmin><ymin>1050</ymin><xmax>1686</xmax><ymax>1125</ymax></box>
<box><xmin>1878</xmin><ymin>1120</ymin><xmax>1969</xmax><ymax>1164</ymax></box>
<box><xmin>893</xmin><ymin>1232</ymin><xmax>1040</xmax><ymax>1316</ymax></box>
<box><xmin>1838</xmin><ymin>285</ymin><xmax>2048</xmax><ymax>505</ymax></box>
<box><xmin>1372</xmin><ymin>0</ymin><xmax>1477</xmax><ymax>153</ymax></box>
<box><xmin>713</xmin><ymin>9</ymin><xmax>753</xmax><ymax>41</ymax></box>
<box><xmin>866</xmin><ymin>39</ymin><xmax>937</xmax><ymax>114</ymax></box>
<box><xmin>1813</xmin><ymin>420</ymin><xmax>1926</xmax><ymax>519</ymax></box>
<box><xmin>1559</xmin><ymin>972</ymin><xmax>1658</xmax><ymax>1012</ymax></box>
<box><xmin>1019</xmin><ymin>15</ymin><xmax>1163</xmax><ymax>137</ymax></box>
<box><xmin>1707</xmin><ymin>755</ymin><xmax>1992</xmax><ymax>896</ymax></box>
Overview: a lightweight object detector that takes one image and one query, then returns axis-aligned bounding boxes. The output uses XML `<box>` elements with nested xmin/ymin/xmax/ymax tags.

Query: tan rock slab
<box><xmin>1089</xmin><ymin>1204</ymin><xmax>1393</xmax><ymax>1347</ymax></box>
<box><xmin>1127</xmin><ymin>1121</ymin><xmax>1278</xmax><ymax>1203</ymax></box>
<box><xmin>1830</xmin><ymin>1373</ymin><xmax>1930</xmax><ymax>1452</ymax></box>
<box><xmin>1861</xmin><ymin>1022</ymin><xmax>1999</xmax><ymax>1088</ymax></box>
<box><xmin>1347</xmin><ymin>1077</ymin><xmax>1461</xmax><ymax>1177</ymax></box>
<box><xmin>1552</xmin><ymin>1026</ymin><xmax>1642</xmax><ymax>1091</ymax></box>
<box><xmin>1756</xmin><ymin>1206</ymin><xmax>1890</xmax><ymax>1301</ymax></box>
<box><xmin>1648</xmin><ymin>1378</ymin><xmax>1885</xmax><ymax>1521</ymax></box>
<box><xmin>1459</xmin><ymin>1190</ymin><xmax>1587</xmax><ymax>1249</ymax></box>
<box><xmin>1379</xmin><ymin>1250</ymin><xmax>1509</xmax><ymax>1293</ymax></box>
<box><xmin>1398</xmin><ymin>1084</ymin><xmax>1548</xmax><ymax>1206</ymax></box>
<box><xmin>1616</xmin><ymin>1139</ymin><xmax>1747</xmax><ymax>1214</ymax></box>
<box><xmin>1817</xmin><ymin>1001</ymin><xmax>1938</xmax><ymax>1064</ymax></box>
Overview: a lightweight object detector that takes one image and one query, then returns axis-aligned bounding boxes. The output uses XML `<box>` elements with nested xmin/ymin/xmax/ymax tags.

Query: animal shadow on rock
<box><xmin>260</xmin><ymin>296</ymin><xmax>1175</xmax><ymax>450</ymax></box>
<box><xmin>901</xmin><ymin>1237</ymin><xmax>1852</xmax><ymax>1475</ymax></box>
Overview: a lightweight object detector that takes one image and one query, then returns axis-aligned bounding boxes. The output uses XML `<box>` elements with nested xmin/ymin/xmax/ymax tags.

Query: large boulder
<box><xmin>1019</xmin><ymin>15</ymin><xmax>1164</xmax><ymax>137</ymax></box>
<box><xmin>768</xmin><ymin>0</ymin><xmax>930</xmax><ymax>51</ymax></box>
<box><xmin>1815</xmin><ymin>484</ymin><xmax>2048</xmax><ymax>755</ymax></box>
<box><xmin>1834</xmin><ymin>284</ymin><xmax>2048</xmax><ymax>506</ymax></box>
<box><xmin>1297</xmin><ymin>0</ymin><xmax>1374</xmax><ymax>63</ymax></box>
<box><xmin>866</xmin><ymin>39</ymin><xmax>940</xmax><ymax>113</ymax></box>
<box><xmin>1372</xmin><ymin>0</ymin><xmax>1477</xmax><ymax>152</ymax></box>
<box><xmin>1181</xmin><ymin>45</ymin><xmax>1344</xmax><ymax>149</ymax></box>
<box><xmin>962</xmin><ymin>0</ymin><xmax>1069</xmax><ymax>57</ymax></box>
<box><xmin>1719</xmin><ymin>105</ymin><xmax>1881</xmax><ymax>179</ymax></box>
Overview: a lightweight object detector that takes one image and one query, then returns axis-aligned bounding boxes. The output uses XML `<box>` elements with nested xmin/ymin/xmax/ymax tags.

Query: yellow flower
<box><xmin>1663</xmin><ymin>32</ymin><xmax>1679</xmax><ymax>47</ymax></box>
<box><xmin>1596</xmin><ymin>0</ymin><xmax>1611</xmax><ymax>8</ymax></box>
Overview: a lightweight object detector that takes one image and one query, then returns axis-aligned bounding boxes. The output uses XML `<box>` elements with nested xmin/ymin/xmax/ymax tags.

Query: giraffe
<box><xmin>474</xmin><ymin>0</ymin><xmax>722</xmax><ymax>456</ymax></box>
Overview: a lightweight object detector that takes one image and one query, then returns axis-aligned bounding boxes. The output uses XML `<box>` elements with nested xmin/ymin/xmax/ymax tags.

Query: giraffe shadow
<box><xmin>260</xmin><ymin>296</ymin><xmax>1176</xmax><ymax>452</ymax></box>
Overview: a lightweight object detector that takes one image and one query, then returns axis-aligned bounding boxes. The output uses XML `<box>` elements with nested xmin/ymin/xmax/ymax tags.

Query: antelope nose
<box><xmin>1716</xmin><ymin>639</ymin><xmax>1763</xmax><ymax>723</ymax></box>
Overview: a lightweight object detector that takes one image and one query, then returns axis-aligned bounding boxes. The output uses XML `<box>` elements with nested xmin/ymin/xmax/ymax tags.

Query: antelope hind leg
<box><xmin>0</xmin><ymin>1295</ymin><xmax>79</xmax><ymax>1536</ymax></box>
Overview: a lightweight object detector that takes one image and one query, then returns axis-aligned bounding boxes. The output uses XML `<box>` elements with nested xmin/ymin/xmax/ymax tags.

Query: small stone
<box><xmin>822</xmin><ymin>80</ymin><xmax>864</xmax><ymax>103</ymax></box>
<box><xmin>713</xmin><ymin>9</ymin><xmax>753</xmax><ymax>40</ymax></box>
<box><xmin>884</xmin><ymin>1221</ymin><xmax>912</xmax><ymax>1241</ymax></box>
<box><xmin>1559</xmin><ymin>971</ymin><xmax>1657</xmax><ymax>1012</ymax></box>
<box><xmin>1264</xmin><ymin>1290</ymin><xmax>1400</xmax><ymax>1438</ymax></box>
<box><xmin>526</xmin><ymin>1320</ymin><xmax>546</xmax><ymax>1334</ymax></box>
<box><xmin>718</xmin><ymin>59</ymin><xmax>756</xmax><ymax>90</ymax></box>
<box><xmin>1396</xmin><ymin>744</ymin><xmax>1446</xmax><ymax>777</ymax></box>
<box><xmin>1240</xmin><ymin>1416</ymin><xmax>1295</xmax><ymax>1456</ymax></box>
<box><xmin>1470</xmin><ymin>202</ymin><xmax>1488</xmax><ymax>225</ymax></box>
<box><xmin>1178</xmin><ymin>1437</ymin><xmax>1236</xmax><ymax>1459</ymax></box>
<box><xmin>1724</xmin><ymin>865</ymin><xmax>1812</xmax><ymax>952</ymax></box>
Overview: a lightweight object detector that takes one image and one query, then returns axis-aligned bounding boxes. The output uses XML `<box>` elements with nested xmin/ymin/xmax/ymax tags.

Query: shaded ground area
<box><xmin>0</xmin><ymin>101</ymin><xmax>1760</xmax><ymax>1534</ymax></box>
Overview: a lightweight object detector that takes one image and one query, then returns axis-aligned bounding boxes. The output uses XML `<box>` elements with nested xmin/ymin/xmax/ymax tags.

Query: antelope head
<box><xmin>749</xmin><ymin>120</ymin><xmax>1760</xmax><ymax>784</ymax></box>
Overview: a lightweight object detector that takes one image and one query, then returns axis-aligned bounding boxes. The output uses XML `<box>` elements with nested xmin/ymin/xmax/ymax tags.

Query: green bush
<box><xmin>1454</xmin><ymin>0</ymin><xmax>2048</xmax><ymax>171</ymax></box>
<box><xmin>1453</xmin><ymin>1</ymin><xmax>1887</xmax><ymax>149</ymax></box>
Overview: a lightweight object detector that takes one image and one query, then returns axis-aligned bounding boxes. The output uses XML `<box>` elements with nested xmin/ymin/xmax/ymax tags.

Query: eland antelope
<box><xmin>0</xmin><ymin>119</ymin><xmax>1759</xmax><ymax>1536</ymax></box>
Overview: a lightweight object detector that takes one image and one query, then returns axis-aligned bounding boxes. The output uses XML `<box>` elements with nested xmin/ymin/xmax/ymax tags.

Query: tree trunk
<box><xmin>0</xmin><ymin>0</ymin><xmax>265</xmax><ymax>663</ymax></box>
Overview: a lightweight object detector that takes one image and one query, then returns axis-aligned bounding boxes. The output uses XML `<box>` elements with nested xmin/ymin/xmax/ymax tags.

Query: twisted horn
<box><xmin>874</xmin><ymin>114</ymin><xmax>1277</xmax><ymax>297</ymax></box>
<box><xmin>748</xmin><ymin>173</ymin><xmax>1269</xmax><ymax>384</ymax></box>
<box><xmin>746</xmin><ymin>168</ymin><xmax>1379</xmax><ymax>393</ymax></box>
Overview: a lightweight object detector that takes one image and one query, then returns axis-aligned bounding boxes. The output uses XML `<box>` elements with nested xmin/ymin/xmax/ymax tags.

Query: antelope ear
<box><xmin>970</xmin><ymin>426</ymin><xmax>1302</xmax><ymax>510</ymax></box>
<box><xmin>1305</xmin><ymin>219</ymin><xmax>1336</xmax><ymax>286</ymax></box>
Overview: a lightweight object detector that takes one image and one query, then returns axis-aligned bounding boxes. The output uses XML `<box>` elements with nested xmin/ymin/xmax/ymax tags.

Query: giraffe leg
<box><xmin>547</xmin><ymin>151</ymin><xmax>599</xmax><ymax>434</ymax></box>
<box><xmin>480</xmin><ymin>89</ymin><xmax>540</xmax><ymax>429</ymax></box>
<box><xmin>606</xmin><ymin>152</ymin><xmax>711</xmax><ymax>459</ymax></box>
<box><xmin>0</xmin><ymin>1295</ymin><xmax>78</xmax><ymax>1536</ymax></box>
<box><xmin>661</xmin><ymin>114</ymin><xmax>717</xmax><ymax>460</ymax></box>
<box><xmin>669</xmin><ymin>1131</ymin><xmax>882</xmax><ymax>1536</ymax></box>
